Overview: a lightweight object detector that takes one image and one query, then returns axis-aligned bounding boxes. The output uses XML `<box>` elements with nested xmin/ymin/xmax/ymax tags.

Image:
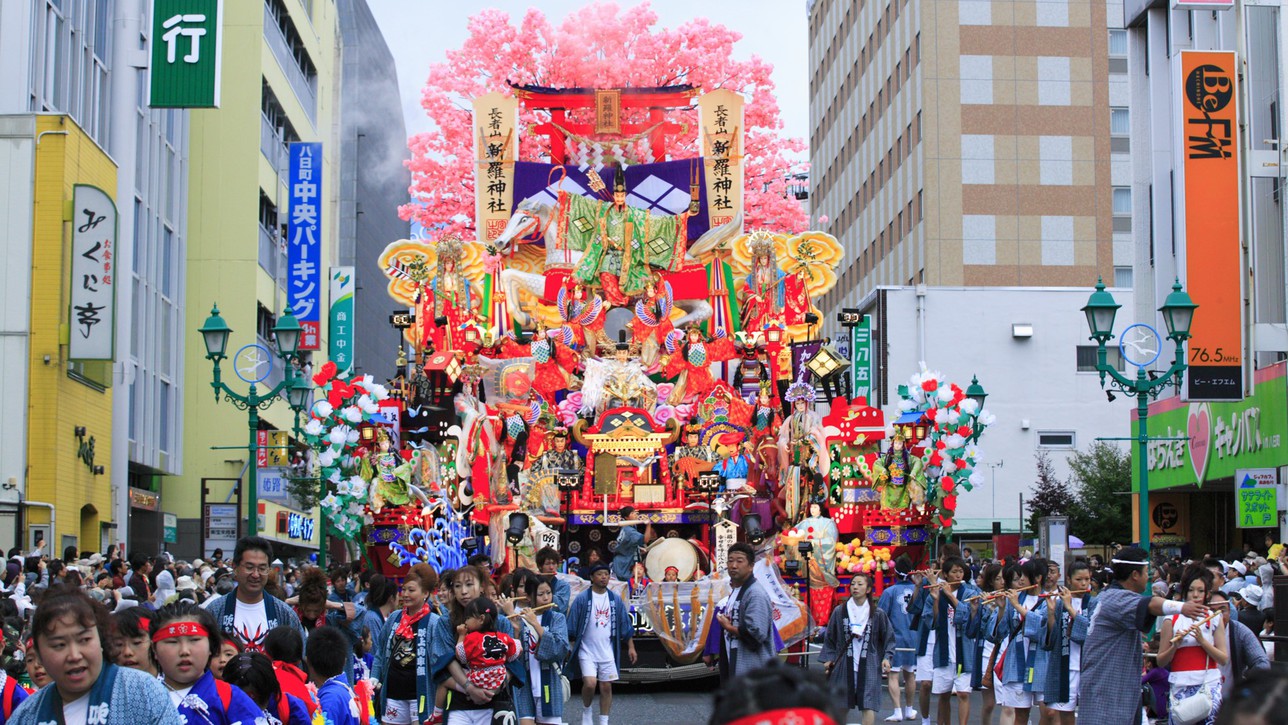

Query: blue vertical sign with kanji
<box><xmin>288</xmin><ymin>142</ymin><xmax>322</xmax><ymax>350</ymax></box>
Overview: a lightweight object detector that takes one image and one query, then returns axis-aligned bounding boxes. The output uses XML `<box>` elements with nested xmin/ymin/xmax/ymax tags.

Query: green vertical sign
<box><xmin>148</xmin><ymin>0</ymin><xmax>223</xmax><ymax>108</ymax></box>
<box><xmin>329</xmin><ymin>267</ymin><xmax>355</xmax><ymax>377</ymax></box>
<box><xmin>1235</xmin><ymin>469</ymin><xmax>1277</xmax><ymax>528</ymax></box>
<box><xmin>853</xmin><ymin>315</ymin><xmax>873</xmax><ymax>401</ymax></box>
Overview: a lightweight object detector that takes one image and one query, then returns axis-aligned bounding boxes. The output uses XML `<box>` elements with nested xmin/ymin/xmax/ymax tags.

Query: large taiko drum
<box><xmin>645</xmin><ymin>537</ymin><xmax>701</xmax><ymax>582</ymax></box>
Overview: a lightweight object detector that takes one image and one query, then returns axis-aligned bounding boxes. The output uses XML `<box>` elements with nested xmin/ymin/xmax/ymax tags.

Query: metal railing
<box><xmin>258</xmin><ymin>224</ymin><xmax>280</xmax><ymax>277</ymax></box>
<box><xmin>263</xmin><ymin>4</ymin><xmax>317</xmax><ymax>127</ymax></box>
<box><xmin>260</xmin><ymin>113</ymin><xmax>288</xmax><ymax>171</ymax></box>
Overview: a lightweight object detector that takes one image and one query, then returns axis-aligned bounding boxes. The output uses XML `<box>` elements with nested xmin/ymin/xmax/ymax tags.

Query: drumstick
<box><xmin>507</xmin><ymin>603</ymin><xmax>556</xmax><ymax>619</ymax></box>
<box><xmin>1169</xmin><ymin>609</ymin><xmax>1222</xmax><ymax>644</ymax></box>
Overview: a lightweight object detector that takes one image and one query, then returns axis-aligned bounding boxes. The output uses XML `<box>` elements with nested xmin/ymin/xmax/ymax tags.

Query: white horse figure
<box><xmin>493</xmin><ymin>197</ymin><xmax>743</xmax><ymax>328</ymax></box>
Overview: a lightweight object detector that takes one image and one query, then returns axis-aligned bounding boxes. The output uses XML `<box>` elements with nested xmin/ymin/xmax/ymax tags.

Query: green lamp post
<box><xmin>1081</xmin><ymin>279</ymin><xmax>1197</xmax><ymax>552</ymax></box>
<box><xmin>199</xmin><ymin>304</ymin><xmax>310</xmax><ymax>538</ymax></box>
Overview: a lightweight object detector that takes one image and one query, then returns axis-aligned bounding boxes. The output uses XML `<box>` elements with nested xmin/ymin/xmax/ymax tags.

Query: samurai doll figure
<box><xmin>423</xmin><ymin>235</ymin><xmax>474</xmax><ymax>353</ymax></box>
<box><xmin>672</xmin><ymin>422</ymin><xmax>718</xmax><ymax>492</ymax></box>
<box><xmin>660</xmin><ymin>325</ymin><xmax>737</xmax><ymax>405</ymax></box>
<box><xmin>365</xmin><ymin>429</ymin><xmax>428</xmax><ymax>513</ymax></box>
<box><xmin>555</xmin><ymin>279</ymin><xmax>609</xmax><ymax>353</ymax></box>
<box><xmin>631</xmin><ymin>273</ymin><xmax>676</xmax><ymax>367</ymax></box>
<box><xmin>865</xmin><ymin>430</ymin><xmax>925</xmax><ymax>510</ymax></box>
<box><xmin>500</xmin><ymin>322</ymin><xmax>580</xmax><ymax>406</ymax></box>
<box><xmin>740</xmin><ymin>230</ymin><xmax>786</xmax><ymax>333</ymax></box>
<box><xmin>524</xmin><ymin>426</ymin><xmax>582</xmax><ymax>515</ymax></box>
<box><xmin>777</xmin><ymin>379</ymin><xmax>830</xmax><ymax>523</ymax></box>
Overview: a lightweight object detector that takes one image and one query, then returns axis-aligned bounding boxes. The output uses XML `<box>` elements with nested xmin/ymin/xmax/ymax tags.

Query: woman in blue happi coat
<box><xmin>507</xmin><ymin>575</ymin><xmax>569</xmax><ymax>725</ymax></box>
<box><xmin>10</xmin><ymin>586</ymin><xmax>180</xmax><ymax>725</ymax></box>
<box><xmin>926</xmin><ymin>557</ymin><xmax>981</xmax><ymax>725</ymax></box>
<box><xmin>428</xmin><ymin>566</ymin><xmax>525</xmax><ymax>721</ymax></box>
<box><xmin>1034</xmin><ymin>561</ymin><xmax>1096</xmax><ymax>725</ymax></box>
<box><xmin>964</xmin><ymin>563</ymin><xmax>1004</xmax><ymax>725</ymax></box>
<box><xmin>371</xmin><ymin>564</ymin><xmax>439</xmax><ymax>725</ymax></box>
<box><xmin>993</xmin><ymin>560</ymin><xmax>1044</xmax><ymax>725</ymax></box>
<box><xmin>1021</xmin><ymin>558</ymin><xmax>1063</xmax><ymax>710</ymax></box>
<box><xmin>149</xmin><ymin>602</ymin><xmax>264</xmax><ymax>725</ymax></box>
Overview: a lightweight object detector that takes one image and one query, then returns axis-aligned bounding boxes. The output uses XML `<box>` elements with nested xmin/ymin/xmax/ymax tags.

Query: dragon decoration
<box><xmin>896</xmin><ymin>365</ymin><xmax>995</xmax><ymax>535</ymax></box>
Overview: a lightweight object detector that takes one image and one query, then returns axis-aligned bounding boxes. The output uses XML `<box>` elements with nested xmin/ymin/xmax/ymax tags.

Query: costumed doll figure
<box><xmin>672</xmin><ymin>423</ymin><xmax>718</xmax><ymax>493</ymax></box>
<box><xmin>570</xmin><ymin>167</ymin><xmax>650</xmax><ymax>306</ymax></box>
<box><xmin>424</xmin><ymin>235</ymin><xmax>473</xmax><ymax>353</ymax></box>
<box><xmin>716</xmin><ymin>433</ymin><xmax>754</xmax><ymax>495</ymax></box>
<box><xmin>740</xmin><ymin>231</ymin><xmax>786</xmax><ymax>333</ymax></box>
<box><xmin>631</xmin><ymin>274</ymin><xmax>675</xmax><ymax>367</ymax></box>
<box><xmin>524</xmin><ymin>426</ymin><xmax>582</xmax><ymax>516</ymax></box>
<box><xmin>660</xmin><ymin>326</ymin><xmax>737</xmax><ymax>405</ymax></box>
<box><xmin>451</xmin><ymin>380</ymin><xmax>506</xmax><ymax>508</ymax></box>
<box><xmin>580</xmin><ymin>341</ymin><xmax>658</xmax><ymax>415</ymax></box>
<box><xmin>820</xmin><ymin>572</ymin><xmax>896</xmax><ymax>720</ymax></box>
<box><xmin>868</xmin><ymin>430</ymin><xmax>925</xmax><ymax>511</ymax></box>
<box><xmin>777</xmin><ymin>380</ymin><xmax>830</xmax><ymax>523</ymax></box>
<box><xmin>790</xmin><ymin>501</ymin><xmax>841</xmax><ymax>626</ymax></box>
<box><xmin>366</xmin><ymin>429</ymin><xmax>427</xmax><ymax>513</ymax></box>
<box><xmin>555</xmin><ymin>279</ymin><xmax>609</xmax><ymax>353</ymax></box>
<box><xmin>501</xmin><ymin>323</ymin><xmax>580</xmax><ymax>406</ymax></box>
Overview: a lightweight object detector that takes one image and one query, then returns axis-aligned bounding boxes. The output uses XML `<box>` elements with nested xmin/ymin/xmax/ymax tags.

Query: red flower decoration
<box><xmin>941</xmin><ymin>478</ymin><xmax>955</xmax><ymax>493</ymax></box>
<box><xmin>929</xmin><ymin>451</ymin><xmax>944</xmax><ymax>467</ymax></box>
<box><xmin>938</xmin><ymin>514</ymin><xmax>953</xmax><ymax>528</ymax></box>
<box><xmin>956</xmin><ymin>425</ymin><xmax>972</xmax><ymax>438</ymax></box>
<box><xmin>313</xmin><ymin>361</ymin><xmax>338</xmax><ymax>386</ymax></box>
<box><xmin>921</xmin><ymin>380</ymin><xmax>938</xmax><ymax>392</ymax></box>
<box><xmin>943</xmin><ymin>495</ymin><xmax>958</xmax><ymax>511</ymax></box>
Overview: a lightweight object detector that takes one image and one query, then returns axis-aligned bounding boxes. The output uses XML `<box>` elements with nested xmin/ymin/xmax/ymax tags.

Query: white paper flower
<box><xmin>304</xmin><ymin>418</ymin><xmax>325</xmax><ymax>437</ymax></box>
<box><xmin>327</xmin><ymin>427</ymin><xmax>348</xmax><ymax>446</ymax></box>
<box><xmin>897</xmin><ymin>399</ymin><xmax>916</xmax><ymax>412</ymax></box>
<box><xmin>934</xmin><ymin>409</ymin><xmax>951</xmax><ymax>425</ymax></box>
<box><xmin>978</xmin><ymin>410</ymin><xmax>996</xmax><ymax>427</ymax></box>
<box><xmin>357</xmin><ymin>394</ymin><xmax>378</xmax><ymax>414</ymax></box>
<box><xmin>318</xmin><ymin>449</ymin><xmax>336</xmax><ymax>467</ymax></box>
<box><xmin>937</xmin><ymin>384</ymin><xmax>955</xmax><ymax>405</ymax></box>
<box><xmin>368</xmin><ymin>382</ymin><xmax>389</xmax><ymax>400</ymax></box>
<box><xmin>342</xmin><ymin>405</ymin><xmax>363</xmax><ymax>423</ymax></box>
<box><xmin>346</xmin><ymin>428</ymin><xmax>360</xmax><ymax>444</ymax></box>
<box><xmin>320</xmin><ymin>493</ymin><xmax>339</xmax><ymax>510</ymax></box>
<box><xmin>942</xmin><ymin>433</ymin><xmax>966</xmax><ymax>449</ymax></box>
<box><xmin>313</xmin><ymin>400</ymin><xmax>334</xmax><ymax>418</ymax></box>
<box><xmin>969</xmin><ymin>470</ymin><xmax>985</xmax><ymax>486</ymax></box>
<box><xmin>941</xmin><ymin>459</ymin><xmax>958</xmax><ymax>475</ymax></box>
<box><xmin>957</xmin><ymin>399</ymin><xmax>980</xmax><ymax>417</ymax></box>
<box><xmin>327</xmin><ymin>468</ymin><xmax>342</xmax><ymax>483</ymax></box>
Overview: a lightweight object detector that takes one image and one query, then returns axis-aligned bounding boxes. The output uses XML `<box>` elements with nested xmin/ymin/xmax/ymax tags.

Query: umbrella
<box><xmin>1069</xmin><ymin>535</ymin><xmax>1085</xmax><ymax>548</ymax></box>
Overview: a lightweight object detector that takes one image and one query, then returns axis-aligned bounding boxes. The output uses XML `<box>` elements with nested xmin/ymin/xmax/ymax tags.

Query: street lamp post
<box><xmin>1081</xmin><ymin>279</ymin><xmax>1197</xmax><ymax>553</ymax></box>
<box><xmin>199</xmin><ymin>303</ymin><xmax>309</xmax><ymax>538</ymax></box>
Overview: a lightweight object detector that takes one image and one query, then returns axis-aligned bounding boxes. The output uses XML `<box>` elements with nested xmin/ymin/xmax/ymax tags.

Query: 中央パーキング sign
<box><xmin>288</xmin><ymin>142</ymin><xmax>322</xmax><ymax>350</ymax></box>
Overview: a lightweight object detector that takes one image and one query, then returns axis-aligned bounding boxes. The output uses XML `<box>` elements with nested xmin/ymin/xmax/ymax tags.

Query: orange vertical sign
<box><xmin>1180</xmin><ymin>51</ymin><xmax>1243</xmax><ymax>400</ymax></box>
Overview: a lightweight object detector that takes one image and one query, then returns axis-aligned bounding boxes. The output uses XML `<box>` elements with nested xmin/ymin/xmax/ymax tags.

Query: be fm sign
<box><xmin>1175</xmin><ymin>50</ymin><xmax>1243</xmax><ymax>401</ymax></box>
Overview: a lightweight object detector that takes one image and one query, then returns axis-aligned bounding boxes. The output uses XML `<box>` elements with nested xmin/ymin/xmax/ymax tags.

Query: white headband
<box><xmin>1110</xmin><ymin>558</ymin><xmax>1148</xmax><ymax>565</ymax></box>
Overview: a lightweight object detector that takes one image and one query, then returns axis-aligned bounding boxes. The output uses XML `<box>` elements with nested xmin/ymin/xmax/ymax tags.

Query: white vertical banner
<box><xmin>69</xmin><ymin>185</ymin><xmax>118</xmax><ymax>360</ymax></box>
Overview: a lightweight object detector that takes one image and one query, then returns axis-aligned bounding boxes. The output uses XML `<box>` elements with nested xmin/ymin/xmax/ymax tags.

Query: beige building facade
<box><xmin>811</xmin><ymin>0</ymin><xmax>1128</xmax><ymax>315</ymax></box>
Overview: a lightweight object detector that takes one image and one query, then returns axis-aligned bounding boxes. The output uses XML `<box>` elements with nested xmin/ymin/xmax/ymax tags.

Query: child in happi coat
<box><xmin>925</xmin><ymin>557</ymin><xmax>980</xmax><ymax>725</ymax></box>
<box><xmin>994</xmin><ymin>561</ymin><xmax>1042</xmax><ymax>725</ymax></box>
<box><xmin>454</xmin><ymin>598</ymin><xmax>521</xmax><ymax>692</ymax></box>
<box><xmin>505</xmin><ymin>576</ymin><xmax>570</xmax><ymax>725</ymax></box>
<box><xmin>965</xmin><ymin>564</ymin><xmax>1004</xmax><ymax>725</ymax></box>
<box><xmin>307</xmin><ymin>626</ymin><xmax>362</xmax><ymax>725</ymax></box>
<box><xmin>221</xmin><ymin>651</ymin><xmax>312</xmax><ymax>725</ymax></box>
<box><xmin>1035</xmin><ymin>560</ymin><xmax>1096</xmax><ymax>724</ymax></box>
<box><xmin>819</xmin><ymin>572</ymin><xmax>894</xmax><ymax>724</ymax></box>
<box><xmin>149</xmin><ymin>602</ymin><xmax>264</xmax><ymax>725</ymax></box>
<box><xmin>876</xmin><ymin>556</ymin><xmax>920</xmax><ymax>723</ymax></box>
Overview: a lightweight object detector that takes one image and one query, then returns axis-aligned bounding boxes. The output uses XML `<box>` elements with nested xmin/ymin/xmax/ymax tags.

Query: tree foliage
<box><xmin>400</xmin><ymin>2</ymin><xmax>809</xmax><ymax>238</ymax></box>
<box><xmin>1026</xmin><ymin>450</ymin><xmax>1074</xmax><ymax>536</ymax></box>
<box><xmin>1067</xmin><ymin>442</ymin><xmax>1133</xmax><ymax>545</ymax></box>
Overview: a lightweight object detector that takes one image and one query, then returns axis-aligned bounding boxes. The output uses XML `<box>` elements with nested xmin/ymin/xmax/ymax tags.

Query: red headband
<box><xmin>152</xmin><ymin>622</ymin><xmax>210</xmax><ymax>642</ymax></box>
<box><xmin>723</xmin><ymin>709</ymin><xmax>838</xmax><ymax>725</ymax></box>
<box><xmin>138</xmin><ymin>617</ymin><xmax>151</xmax><ymax>632</ymax></box>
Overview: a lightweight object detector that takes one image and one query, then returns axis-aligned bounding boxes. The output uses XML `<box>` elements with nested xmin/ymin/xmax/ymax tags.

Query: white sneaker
<box><xmin>884</xmin><ymin>711</ymin><xmax>904</xmax><ymax>722</ymax></box>
<box><xmin>581</xmin><ymin>708</ymin><xmax>594</xmax><ymax>725</ymax></box>
<box><xmin>903</xmin><ymin>708</ymin><xmax>918</xmax><ymax>721</ymax></box>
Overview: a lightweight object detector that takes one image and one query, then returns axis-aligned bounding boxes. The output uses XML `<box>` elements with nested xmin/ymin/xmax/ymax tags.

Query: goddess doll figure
<box><xmin>776</xmin><ymin>379</ymin><xmax>830</xmax><ymax>523</ymax></box>
<box><xmin>424</xmin><ymin>235</ymin><xmax>473</xmax><ymax>353</ymax></box>
<box><xmin>865</xmin><ymin>430</ymin><xmax>925</xmax><ymax>510</ymax></box>
<box><xmin>366</xmin><ymin>430</ymin><xmax>419</xmax><ymax>513</ymax></box>
<box><xmin>740</xmin><ymin>231</ymin><xmax>785</xmax><ymax>332</ymax></box>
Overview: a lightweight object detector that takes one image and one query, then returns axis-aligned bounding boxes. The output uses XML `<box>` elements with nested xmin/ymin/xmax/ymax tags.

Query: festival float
<box><xmin>299</xmin><ymin>82</ymin><xmax>992</xmax><ymax>679</ymax></box>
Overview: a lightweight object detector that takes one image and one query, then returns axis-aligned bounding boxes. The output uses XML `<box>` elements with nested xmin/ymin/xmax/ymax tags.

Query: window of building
<box><xmin>257</xmin><ymin>304</ymin><xmax>277</xmax><ymax>343</ymax></box>
<box><xmin>1077</xmin><ymin>345</ymin><xmax>1125</xmax><ymax>371</ymax></box>
<box><xmin>1110</xmin><ymin>107</ymin><xmax>1130</xmax><ymax>136</ymax></box>
<box><xmin>1112</xmin><ymin>187</ymin><xmax>1131</xmax><ymax>215</ymax></box>
<box><xmin>1109</xmin><ymin>29</ymin><xmax>1128</xmax><ymax>57</ymax></box>
<box><xmin>1037</xmin><ymin>431</ymin><xmax>1076</xmax><ymax>449</ymax></box>
<box><xmin>159</xmin><ymin>381</ymin><xmax>170</xmax><ymax>453</ymax></box>
<box><xmin>1114</xmin><ymin>266</ymin><xmax>1133</xmax><ymax>288</ymax></box>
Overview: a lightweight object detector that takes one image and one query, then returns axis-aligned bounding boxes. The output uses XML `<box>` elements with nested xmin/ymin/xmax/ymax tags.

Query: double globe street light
<box><xmin>199</xmin><ymin>304</ymin><xmax>313</xmax><ymax>537</ymax></box>
<box><xmin>1081</xmin><ymin>278</ymin><xmax>1197</xmax><ymax>553</ymax></box>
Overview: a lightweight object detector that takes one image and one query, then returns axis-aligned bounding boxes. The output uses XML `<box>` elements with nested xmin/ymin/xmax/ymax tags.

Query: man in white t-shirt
<box><xmin>205</xmin><ymin>536</ymin><xmax>304</xmax><ymax>652</ymax></box>
<box><xmin>568</xmin><ymin>564</ymin><xmax>635</xmax><ymax>725</ymax></box>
